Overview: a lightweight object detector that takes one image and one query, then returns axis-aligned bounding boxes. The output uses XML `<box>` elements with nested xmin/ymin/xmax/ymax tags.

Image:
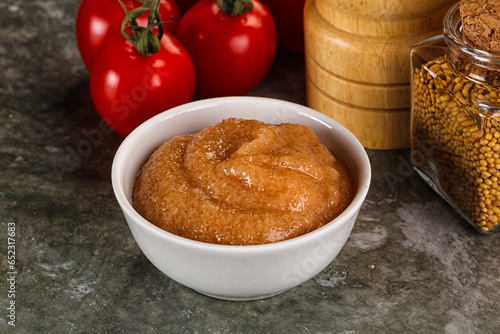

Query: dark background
<box><xmin>1</xmin><ymin>1</ymin><xmax>499</xmax><ymax>333</ymax></box>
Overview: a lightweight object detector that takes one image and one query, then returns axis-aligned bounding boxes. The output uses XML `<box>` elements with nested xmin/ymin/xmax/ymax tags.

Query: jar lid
<box><xmin>444</xmin><ymin>1</ymin><xmax>500</xmax><ymax>70</ymax></box>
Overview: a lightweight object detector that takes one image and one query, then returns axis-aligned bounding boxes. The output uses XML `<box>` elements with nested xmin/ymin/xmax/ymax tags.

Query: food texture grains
<box><xmin>411</xmin><ymin>56</ymin><xmax>500</xmax><ymax>231</ymax></box>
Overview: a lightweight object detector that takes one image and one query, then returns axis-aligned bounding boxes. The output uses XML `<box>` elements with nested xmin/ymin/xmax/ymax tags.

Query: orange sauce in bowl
<box><xmin>132</xmin><ymin>118</ymin><xmax>353</xmax><ymax>245</ymax></box>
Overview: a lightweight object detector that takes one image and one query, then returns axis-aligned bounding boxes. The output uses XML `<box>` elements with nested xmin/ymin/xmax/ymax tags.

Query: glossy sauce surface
<box><xmin>132</xmin><ymin>118</ymin><xmax>353</xmax><ymax>245</ymax></box>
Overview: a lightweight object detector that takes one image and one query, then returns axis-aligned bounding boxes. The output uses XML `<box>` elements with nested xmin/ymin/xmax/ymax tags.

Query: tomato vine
<box><xmin>217</xmin><ymin>0</ymin><xmax>254</xmax><ymax>16</ymax></box>
<box><xmin>118</xmin><ymin>0</ymin><xmax>172</xmax><ymax>55</ymax></box>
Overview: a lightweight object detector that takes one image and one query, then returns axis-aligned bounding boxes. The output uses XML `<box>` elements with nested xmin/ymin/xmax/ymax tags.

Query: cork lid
<box><xmin>461</xmin><ymin>0</ymin><xmax>500</xmax><ymax>53</ymax></box>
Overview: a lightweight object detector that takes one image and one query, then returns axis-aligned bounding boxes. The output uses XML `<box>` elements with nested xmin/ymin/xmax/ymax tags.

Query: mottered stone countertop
<box><xmin>1</xmin><ymin>0</ymin><xmax>499</xmax><ymax>333</ymax></box>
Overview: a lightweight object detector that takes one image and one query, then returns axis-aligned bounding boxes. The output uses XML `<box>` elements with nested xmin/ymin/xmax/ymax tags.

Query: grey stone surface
<box><xmin>1</xmin><ymin>0</ymin><xmax>500</xmax><ymax>333</ymax></box>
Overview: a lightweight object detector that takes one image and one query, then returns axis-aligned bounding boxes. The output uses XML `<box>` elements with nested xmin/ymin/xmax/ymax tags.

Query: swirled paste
<box><xmin>132</xmin><ymin>118</ymin><xmax>353</xmax><ymax>245</ymax></box>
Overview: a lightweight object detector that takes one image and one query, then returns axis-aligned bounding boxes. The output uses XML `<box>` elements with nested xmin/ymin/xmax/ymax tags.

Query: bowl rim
<box><xmin>111</xmin><ymin>96</ymin><xmax>371</xmax><ymax>253</ymax></box>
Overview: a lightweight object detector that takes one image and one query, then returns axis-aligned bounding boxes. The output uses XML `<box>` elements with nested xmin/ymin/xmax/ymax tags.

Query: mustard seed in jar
<box><xmin>410</xmin><ymin>2</ymin><xmax>500</xmax><ymax>233</ymax></box>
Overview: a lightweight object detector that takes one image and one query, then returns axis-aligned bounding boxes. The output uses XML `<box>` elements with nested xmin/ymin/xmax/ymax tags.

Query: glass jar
<box><xmin>411</xmin><ymin>1</ymin><xmax>500</xmax><ymax>233</ymax></box>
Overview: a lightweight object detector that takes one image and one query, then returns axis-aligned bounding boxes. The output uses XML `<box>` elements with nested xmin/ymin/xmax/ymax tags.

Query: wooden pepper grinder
<box><xmin>304</xmin><ymin>0</ymin><xmax>456</xmax><ymax>149</ymax></box>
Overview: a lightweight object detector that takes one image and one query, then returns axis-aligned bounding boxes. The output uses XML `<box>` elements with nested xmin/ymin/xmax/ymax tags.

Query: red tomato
<box><xmin>262</xmin><ymin>0</ymin><xmax>305</xmax><ymax>53</ymax></box>
<box><xmin>176</xmin><ymin>0</ymin><xmax>277</xmax><ymax>98</ymax></box>
<box><xmin>76</xmin><ymin>0</ymin><xmax>180</xmax><ymax>70</ymax></box>
<box><xmin>177</xmin><ymin>0</ymin><xmax>199</xmax><ymax>15</ymax></box>
<box><xmin>89</xmin><ymin>33</ymin><xmax>196</xmax><ymax>137</ymax></box>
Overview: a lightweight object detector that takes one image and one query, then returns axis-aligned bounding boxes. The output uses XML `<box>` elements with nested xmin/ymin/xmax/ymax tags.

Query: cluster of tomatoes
<box><xmin>76</xmin><ymin>0</ymin><xmax>305</xmax><ymax>137</ymax></box>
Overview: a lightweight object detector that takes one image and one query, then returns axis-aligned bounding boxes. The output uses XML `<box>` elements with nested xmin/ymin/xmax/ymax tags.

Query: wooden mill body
<box><xmin>304</xmin><ymin>0</ymin><xmax>456</xmax><ymax>149</ymax></box>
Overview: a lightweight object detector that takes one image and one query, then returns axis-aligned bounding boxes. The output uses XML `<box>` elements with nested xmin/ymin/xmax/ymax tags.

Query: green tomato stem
<box><xmin>217</xmin><ymin>0</ymin><xmax>253</xmax><ymax>16</ymax></box>
<box><xmin>118</xmin><ymin>0</ymin><xmax>171</xmax><ymax>56</ymax></box>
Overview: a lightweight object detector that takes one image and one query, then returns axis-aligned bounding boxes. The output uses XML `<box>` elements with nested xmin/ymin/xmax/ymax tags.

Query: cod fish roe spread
<box><xmin>132</xmin><ymin>118</ymin><xmax>354</xmax><ymax>245</ymax></box>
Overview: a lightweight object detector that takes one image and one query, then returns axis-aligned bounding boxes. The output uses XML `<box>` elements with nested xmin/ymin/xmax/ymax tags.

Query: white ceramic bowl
<box><xmin>111</xmin><ymin>97</ymin><xmax>371</xmax><ymax>301</ymax></box>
